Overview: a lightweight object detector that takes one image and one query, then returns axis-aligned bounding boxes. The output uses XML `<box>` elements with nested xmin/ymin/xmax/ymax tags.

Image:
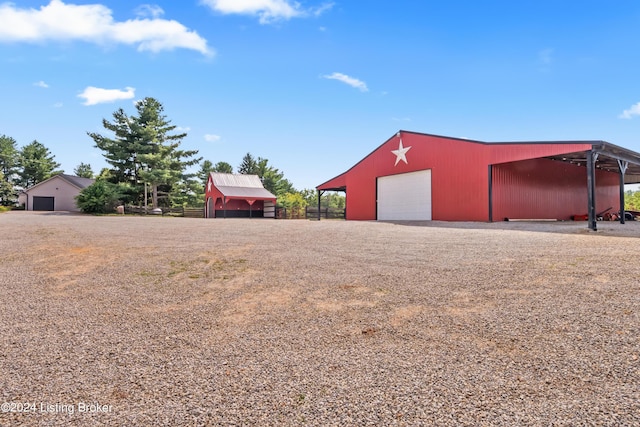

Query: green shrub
<box><xmin>76</xmin><ymin>181</ymin><xmax>122</xmax><ymax>214</ymax></box>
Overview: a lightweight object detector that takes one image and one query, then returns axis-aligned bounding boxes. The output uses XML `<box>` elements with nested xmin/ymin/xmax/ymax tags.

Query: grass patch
<box><xmin>137</xmin><ymin>255</ymin><xmax>248</xmax><ymax>282</ymax></box>
<box><xmin>168</xmin><ymin>260</ymin><xmax>189</xmax><ymax>277</ymax></box>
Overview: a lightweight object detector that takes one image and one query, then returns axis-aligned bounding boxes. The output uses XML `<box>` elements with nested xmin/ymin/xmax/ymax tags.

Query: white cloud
<box><xmin>311</xmin><ymin>2</ymin><xmax>334</xmax><ymax>17</ymax></box>
<box><xmin>135</xmin><ymin>4</ymin><xmax>164</xmax><ymax>19</ymax></box>
<box><xmin>53</xmin><ymin>102</ymin><xmax>63</xmax><ymax>108</ymax></box>
<box><xmin>201</xmin><ymin>0</ymin><xmax>333</xmax><ymax>24</ymax></box>
<box><xmin>204</xmin><ymin>134</ymin><xmax>221</xmax><ymax>142</ymax></box>
<box><xmin>34</xmin><ymin>80</ymin><xmax>49</xmax><ymax>88</ymax></box>
<box><xmin>322</xmin><ymin>72</ymin><xmax>369</xmax><ymax>92</ymax></box>
<box><xmin>78</xmin><ymin>86</ymin><xmax>135</xmax><ymax>106</ymax></box>
<box><xmin>619</xmin><ymin>102</ymin><xmax>640</xmax><ymax>119</ymax></box>
<box><xmin>0</xmin><ymin>0</ymin><xmax>212</xmax><ymax>56</ymax></box>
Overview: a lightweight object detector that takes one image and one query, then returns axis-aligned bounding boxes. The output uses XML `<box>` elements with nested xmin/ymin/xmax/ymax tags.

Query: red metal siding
<box><xmin>318</xmin><ymin>131</ymin><xmax>618</xmax><ymax>222</ymax></box>
<box><xmin>339</xmin><ymin>133</ymin><xmax>490</xmax><ymax>221</ymax></box>
<box><xmin>493</xmin><ymin>158</ymin><xmax>619</xmax><ymax>220</ymax></box>
<box><xmin>209</xmin><ymin>198</ymin><xmax>264</xmax><ymax>211</ymax></box>
<box><xmin>488</xmin><ymin>143</ymin><xmax>593</xmax><ymax>165</ymax></box>
<box><xmin>204</xmin><ymin>175</ymin><xmax>268</xmax><ymax>218</ymax></box>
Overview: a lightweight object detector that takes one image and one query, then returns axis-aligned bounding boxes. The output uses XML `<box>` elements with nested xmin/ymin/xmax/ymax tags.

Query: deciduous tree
<box><xmin>76</xmin><ymin>180</ymin><xmax>122</xmax><ymax>214</ymax></box>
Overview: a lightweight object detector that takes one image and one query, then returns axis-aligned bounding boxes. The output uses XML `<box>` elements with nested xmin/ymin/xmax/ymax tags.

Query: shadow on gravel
<box><xmin>382</xmin><ymin>220</ymin><xmax>640</xmax><ymax>238</ymax></box>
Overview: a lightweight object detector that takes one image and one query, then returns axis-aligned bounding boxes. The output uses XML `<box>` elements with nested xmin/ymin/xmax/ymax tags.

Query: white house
<box><xmin>22</xmin><ymin>174</ymin><xmax>95</xmax><ymax>211</ymax></box>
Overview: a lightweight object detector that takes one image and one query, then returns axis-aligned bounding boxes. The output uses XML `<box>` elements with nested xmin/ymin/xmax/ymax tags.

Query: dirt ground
<box><xmin>0</xmin><ymin>212</ymin><xmax>639</xmax><ymax>426</ymax></box>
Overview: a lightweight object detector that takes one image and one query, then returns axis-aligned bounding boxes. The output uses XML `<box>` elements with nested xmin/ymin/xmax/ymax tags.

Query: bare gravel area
<box><xmin>1</xmin><ymin>211</ymin><xmax>639</xmax><ymax>426</ymax></box>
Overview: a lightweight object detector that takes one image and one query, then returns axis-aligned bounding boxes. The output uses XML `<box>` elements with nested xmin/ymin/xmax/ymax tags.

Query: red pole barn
<box><xmin>205</xmin><ymin>173</ymin><xmax>277</xmax><ymax>219</ymax></box>
<box><xmin>317</xmin><ymin>130</ymin><xmax>640</xmax><ymax>230</ymax></box>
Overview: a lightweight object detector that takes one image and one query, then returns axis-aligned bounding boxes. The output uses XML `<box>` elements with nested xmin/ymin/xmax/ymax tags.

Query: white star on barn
<box><xmin>391</xmin><ymin>139</ymin><xmax>412</xmax><ymax>166</ymax></box>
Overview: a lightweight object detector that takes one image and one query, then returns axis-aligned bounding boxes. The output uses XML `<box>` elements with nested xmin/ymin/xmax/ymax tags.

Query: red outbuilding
<box><xmin>317</xmin><ymin>130</ymin><xmax>640</xmax><ymax>230</ymax></box>
<box><xmin>205</xmin><ymin>172</ymin><xmax>276</xmax><ymax>218</ymax></box>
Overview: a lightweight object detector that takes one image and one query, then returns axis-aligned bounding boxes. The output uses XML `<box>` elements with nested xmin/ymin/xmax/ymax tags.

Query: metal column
<box><xmin>618</xmin><ymin>160</ymin><xmax>628</xmax><ymax>224</ymax></box>
<box><xmin>488</xmin><ymin>164</ymin><xmax>493</xmax><ymax>222</ymax></box>
<box><xmin>317</xmin><ymin>190</ymin><xmax>324</xmax><ymax>221</ymax></box>
<box><xmin>586</xmin><ymin>151</ymin><xmax>598</xmax><ymax>231</ymax></box>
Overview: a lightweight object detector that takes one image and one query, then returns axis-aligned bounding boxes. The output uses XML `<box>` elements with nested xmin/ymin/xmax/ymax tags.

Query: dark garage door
<box><xmin>33</xmin><ymin>196</ymin><xmax>54</xmax><ymax>211</ymax></box>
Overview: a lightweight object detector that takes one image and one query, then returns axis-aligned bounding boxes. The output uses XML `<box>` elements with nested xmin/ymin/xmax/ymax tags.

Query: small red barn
<box><xmin>205</xmin><ymin>172</ymin><xmax>276</xmax><ymax>218</ymax></box>
<box><xmin>317</xmin><ymin>130</ymin><xmax>640</xmax><ymax>230</ymax></box>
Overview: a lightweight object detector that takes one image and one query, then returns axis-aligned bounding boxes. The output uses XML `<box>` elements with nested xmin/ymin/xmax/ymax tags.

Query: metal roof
<box><xmin>24</xmin><ymin>173</ymin><xmax>95</xmax><ymax>193</ymax></box>
<box><xmin>210</xmin><ymin>172</ymin><xmax>276</xmax><ymax>200</ymax></box>
<box><xmin>58</xmin><ymin>174</ymin><xmax>95</xmax><ymax>189</ymax></box>
<box><xmin>317</xmin><ymin>130</ymin><xmax>640</xmax><ymax>189</ymax></box>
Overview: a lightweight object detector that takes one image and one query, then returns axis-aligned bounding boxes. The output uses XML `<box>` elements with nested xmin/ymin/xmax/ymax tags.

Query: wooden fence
<box><xmin>276</xmin><ymin>206</ymin><xmax>345</xmax><ymax>220</ymax></box>
<box><xmin>124</xmin><ymin>205</ymin><xmax>204</xmax><ymax>218</ymax></box>
<box><xmin>305</xmin><ymin>206</ymin><xmax>345</xmax><ymax>219</ymax></box>
<box><xmin>122</xmin><ymin>205</ymin><xmax>343</xmax><ymax>220</ymax></box>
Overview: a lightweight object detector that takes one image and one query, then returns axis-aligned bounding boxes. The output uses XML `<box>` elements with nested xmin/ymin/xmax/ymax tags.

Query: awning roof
<box><xmin>215</xmin><ymin>186</ymin><xmax>277</xmax><ymax>199</ymax></box>
<box><xmin>541</xmin><ymin>142</ymin><xmax>640</xmax><ymax>184</ymax></box>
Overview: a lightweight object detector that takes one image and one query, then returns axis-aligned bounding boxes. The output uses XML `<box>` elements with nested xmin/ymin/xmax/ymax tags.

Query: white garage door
<box><xmin>377</xmin><ymin>170</ymin><xmax>432</xmax><ymax>220</ymax></box>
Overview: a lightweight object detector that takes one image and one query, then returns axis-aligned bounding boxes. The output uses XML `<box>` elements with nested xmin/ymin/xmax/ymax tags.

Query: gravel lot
<box><xmin>1</xmin><ymin>211</ymin><xmax>639</xmax><ymax>426</ymax></box>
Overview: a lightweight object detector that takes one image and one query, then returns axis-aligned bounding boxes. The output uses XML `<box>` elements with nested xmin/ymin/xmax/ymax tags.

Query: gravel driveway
<box><xmin>1</xmin><ymin>212</ymin><xmax>639</xmax><ymax>426</ymax></box>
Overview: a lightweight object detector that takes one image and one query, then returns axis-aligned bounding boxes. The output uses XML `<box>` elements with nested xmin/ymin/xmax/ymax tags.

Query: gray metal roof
<box><xmin>210</xmin><ymin>173</ymin><xmax>276</xmax><ymax>200</ymax></box>
<box><xmin>24</xmin><ymin>173</ymin><xmax>95</xmax><ymax>193</ymax></box>
<box><xmin>58</xmin><ymin>174</ymin><xmax>95</xmax><ymax>189</ymax></box>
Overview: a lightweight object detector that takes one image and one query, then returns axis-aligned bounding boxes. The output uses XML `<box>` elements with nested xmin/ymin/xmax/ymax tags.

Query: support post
<box><xmin>317</xmin><ymin>190</ymin><xmax>324</xmax><ymax>221</ymax></box>
<box><xmin>223</xmin><ymin>197</ymin><xmax>227</xmax><ymax>219</ymax></box>
<box><xmin>488</xmin><ymin>164</ymin><xmax>493</xmax><ymax>222</ymax></box>
<box><xmin>618</xmin><ymin>160</ymin><xmax>628</xmax><ymax>224</ymax></box>
<box><xmin>586</xmin><ymin>151</ymin><xmax>598</xmax><ymax>231</ymax></box>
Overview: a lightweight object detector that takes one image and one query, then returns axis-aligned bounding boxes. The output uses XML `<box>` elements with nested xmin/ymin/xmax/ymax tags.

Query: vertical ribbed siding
<box><xmin>317</xmin><ymin>131</ymin><xmax>618</xmax><ymax>222</ymax></box>
<box><xmin>493</xmin><ymin>158</ymin><xmax>619</xmax><ymax>220</ymax></box>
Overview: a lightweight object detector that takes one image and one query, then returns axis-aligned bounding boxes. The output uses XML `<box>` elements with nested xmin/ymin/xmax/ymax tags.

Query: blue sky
<box><xmin>2</xmin><ymin>1</ymin><xmax>640</xmax><ymax>191</ymax></box>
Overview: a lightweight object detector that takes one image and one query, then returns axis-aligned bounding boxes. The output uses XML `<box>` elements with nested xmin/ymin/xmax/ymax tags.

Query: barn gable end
<box><xmin>204</xmin><ymin>172</ymin><xmax>276</xmax><ymax>218</ymax></box>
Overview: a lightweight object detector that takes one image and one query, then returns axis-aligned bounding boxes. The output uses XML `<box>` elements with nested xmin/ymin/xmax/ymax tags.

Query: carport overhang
<box><xmin>551</xmin><ymin>142</ymin><xmax>640</xmax><ymax>231</ymax></box>
<box><xmin>490</xmin><ymin>141</ymin><xmax>640</xmax><ymax>231</ymax></box>
<box><xmin>314</xmin><ymin>186</ymin><xmax>346</xmax><ymax>221</ymax></box>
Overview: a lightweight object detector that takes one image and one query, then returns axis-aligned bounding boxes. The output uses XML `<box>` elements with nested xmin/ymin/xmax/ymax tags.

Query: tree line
<box><xmin>0</xmin><ymin>136</ymin><xmax>64</xmax><ymax>206</ymax></box>
<box><xmin>1</xmin><ymin>97</ymin><xmax>345</xmax><ymax>213</ymax></box>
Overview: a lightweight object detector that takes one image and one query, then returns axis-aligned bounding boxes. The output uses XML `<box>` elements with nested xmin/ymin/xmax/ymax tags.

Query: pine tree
<box><xmin>74</xmin><ymin>162</ymin><xmax>94</xmax><ymax>179</ymax></box>
<box><xmin>89</xmin><ymin>97</ymin><xmax>201</xmax><ymax>208</ymax></box>
<box><xmin>237</xmin><ymin>153</ymin><xmax>258</xmax><ymax>175</ymax></box>
<box><xmin>0</xmin><ymin>135</ymin><xmax>19</xmax><ymax>205</ymax></box>
<box><xmin>0</xmin><ymin>135</ymin><xmax>19</xmax><ymax>182</ymax></box>
<box><xmin>18</xmin><ymin>140</ymin><xmax>62</xmax><ymax>188</ymax></box>
<box><xmin>213</xmin><ymin>161</ymin><xmax>233</xmax><ymax>174</ymax></box>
